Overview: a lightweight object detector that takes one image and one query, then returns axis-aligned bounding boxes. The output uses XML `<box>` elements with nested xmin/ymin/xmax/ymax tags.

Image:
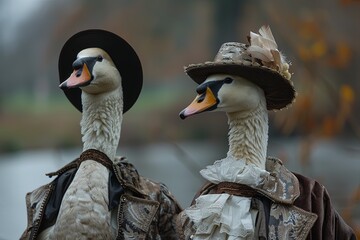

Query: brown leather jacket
<box><xmin>176</xmin><ymin>157</ymin><xmax>356</xmax><ymax>240</ymax></box>
<box><xmin>21</xmin><ymin>151</ymin><xmax>182</xmax><ymax>240</ymax></box>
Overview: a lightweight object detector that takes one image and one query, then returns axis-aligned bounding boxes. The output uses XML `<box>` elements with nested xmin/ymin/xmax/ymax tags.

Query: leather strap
<box><xmin>214</xmin><ymin>182</ymin><xmax>260</xmax><ymax>198</ymax></box>
<box><xmin>46</xmin><ymin>149</ymin><xmax>113</xmax><ymax>177</ymax></box>
<box><xmin>79</xmin><ymin>149</ymin><xmax>113</xmax><ymax>170</ymax></box>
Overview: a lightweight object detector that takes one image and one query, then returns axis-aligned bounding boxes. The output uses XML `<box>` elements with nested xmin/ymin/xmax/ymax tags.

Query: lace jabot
<box><xmin>185</xmin><ymin>157</ymin><xmax>270</xmax><ymax>239</ymax></box>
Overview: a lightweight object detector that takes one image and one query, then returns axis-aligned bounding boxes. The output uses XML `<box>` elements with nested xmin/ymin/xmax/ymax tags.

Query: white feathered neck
<box><xmin>226</xmin><ymin>96</ymin><xmax>268</xmax><ymax>169</ymax></box>
<box><xmin>81</xmin><ymin>88</ymin><xmax>123</xmax><ymax>161</ymax></box>
<box><xmin>201</xmin><ymin>74</ymin><xmax>269</xmax><ymax>170</ymax></box>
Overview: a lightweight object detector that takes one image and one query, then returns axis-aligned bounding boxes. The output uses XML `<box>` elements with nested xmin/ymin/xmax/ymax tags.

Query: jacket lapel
<box><xmin>268</xmin><ymin>204</ymin><xmax>317</xmax><ymax>240</ymax></box>
<box><xmin>257</xmin><ymin>158</ymin><xmax>318</xmax><ymax>239</ymax></box>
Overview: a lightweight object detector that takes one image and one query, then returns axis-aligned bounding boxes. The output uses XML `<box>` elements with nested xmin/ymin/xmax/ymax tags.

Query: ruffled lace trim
<box><xmin>185</xmin><ymin>157</ymin><xmax>270</xmax><ymax>239</ymax></box>
<box><xmin>200</xmin><ymin>156</ymin><xmax>270</xmax><ymax>186</ymax></box>
<box><xmin>185</xmin><ymin>194</ymin><xmax>257</xmax><ymax>240</ymax></box>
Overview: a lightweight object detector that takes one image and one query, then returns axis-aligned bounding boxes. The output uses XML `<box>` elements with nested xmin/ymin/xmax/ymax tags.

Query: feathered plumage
<box><xmin>180</xmin><ymin>73</ymin><xmax>269</xmax><ymax>239</ymax></box>
<box><xmin>178</xmin><ymin>26</ymin><xmax>294</xmax><ymax>239</ymax></box>
<box><xmin>38</xmin><ymin>48</ymin><xmax>122</xmax><ymax>239</ymax></box>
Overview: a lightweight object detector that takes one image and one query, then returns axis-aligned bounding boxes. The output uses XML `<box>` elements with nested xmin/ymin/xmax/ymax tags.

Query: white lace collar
<box><xmin>200</xmin><ymin>156</ymin><xmax>270</xmax><ymax>186</ymax></box>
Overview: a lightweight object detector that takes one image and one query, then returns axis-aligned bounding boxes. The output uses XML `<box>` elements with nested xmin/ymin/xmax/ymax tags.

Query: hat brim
<box><xmin>58</xmin><ymin>29</ymin><xmax>143</xmax><ymax>113</ymax></box>
<box><xmin>185</xmin><ymin>63</ymin><xmax>295</xmax><ymax>110</ymax></box>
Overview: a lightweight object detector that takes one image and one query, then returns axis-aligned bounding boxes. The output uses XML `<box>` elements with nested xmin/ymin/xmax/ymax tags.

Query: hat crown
<box><xmin>214</xmin><ymin>42</ymin><xmax>249</xmax><ymax>64</ymax></box>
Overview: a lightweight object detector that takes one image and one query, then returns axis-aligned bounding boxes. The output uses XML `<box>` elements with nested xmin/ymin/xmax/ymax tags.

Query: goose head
<box><xmin>180</xmin><ymin>73</ymin><xmax>266</xmax><ymax>119</ymax></box>
<box><xmin>59</xmin><ymin>48</ymin><xmax>121</xmax><ymax>94</ymax></box>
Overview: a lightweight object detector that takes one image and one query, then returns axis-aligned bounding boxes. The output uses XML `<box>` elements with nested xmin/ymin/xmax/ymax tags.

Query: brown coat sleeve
<box><xmin>293</xmin><ymin>173</ymin><xmax>357</xmax><ymax>240</ymax></box>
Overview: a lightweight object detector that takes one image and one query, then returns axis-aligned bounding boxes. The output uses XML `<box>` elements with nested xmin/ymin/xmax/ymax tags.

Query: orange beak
<box><xmin>179</xmin><ymin>87</ymin><xmax>218</xmax><ymax>119</ymax></box>
<box><xmin>59</xmin><ymin>63</ymin><xmax>92</xmax><ymax>89</ymax></box>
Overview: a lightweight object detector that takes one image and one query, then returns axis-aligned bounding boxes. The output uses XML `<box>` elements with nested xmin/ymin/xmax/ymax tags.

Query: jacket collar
<box><xmin>46</xmin><ymin>154</ymin><xmax>149</xmax><ymax>198</ymax></box>
<box><xmin>198</xmin><ymin>156</ymin><xmax>300</xmax><ymax>205</ymax></box>
<box><xmin>255</xmin><ymin>157</ymin><xmax>300</xmax><ymax>204</ymax></box>
<box><xmin>112</xmin><ymin>156</ymin><xmax>148</xmax><ymax>196</ymax></box>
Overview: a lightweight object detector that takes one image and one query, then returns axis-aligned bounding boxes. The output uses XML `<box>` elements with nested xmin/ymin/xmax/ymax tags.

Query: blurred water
<box><xmin>0</xmin><ymin>139</ymin><xmax>359</xmax><ymax>240</ymax></box>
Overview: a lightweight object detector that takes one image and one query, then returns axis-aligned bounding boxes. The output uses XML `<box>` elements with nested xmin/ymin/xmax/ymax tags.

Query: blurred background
<box><xmin>0</xmin><ymin>0</ymin><xmax>359</xmax><ymax>239</ymax></box>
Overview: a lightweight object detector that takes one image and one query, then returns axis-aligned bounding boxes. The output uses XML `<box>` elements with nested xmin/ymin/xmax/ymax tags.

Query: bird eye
<box><xmin>97</xmin><ymin>55</ymin><xmax>103</xmax><ymax>62</ymax></box>
<box><xmin>223</xmin><ymin>77</ymin><xmax>233</xmax><ymax>84</ymax></box>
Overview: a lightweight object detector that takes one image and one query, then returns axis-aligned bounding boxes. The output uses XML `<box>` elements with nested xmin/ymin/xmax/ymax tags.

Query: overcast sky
<box><xmin>0</xmin><ymin>0</ymin><xmax>46</xmax><ymax>47</ymax></box>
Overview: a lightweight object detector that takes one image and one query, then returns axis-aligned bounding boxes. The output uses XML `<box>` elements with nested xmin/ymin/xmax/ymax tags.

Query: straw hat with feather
<box><xmin>185</xmin><ymin>25</ymin><xmax>295</xmax><ymax>110</ymax></box>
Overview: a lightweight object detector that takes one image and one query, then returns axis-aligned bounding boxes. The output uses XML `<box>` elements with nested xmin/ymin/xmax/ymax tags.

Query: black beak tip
<box><xmin>59</xmin><ymin>82</ymin><xmax>68</xmax><ymax>90</ymax></box>
<box><xmin>179</xmin><ymin>111</ymin><xmax>187</xmax><ymax>120</ymax></box>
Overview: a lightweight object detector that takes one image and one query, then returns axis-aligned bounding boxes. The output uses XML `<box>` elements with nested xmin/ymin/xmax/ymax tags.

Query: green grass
<box><xmin>0</xmin><ymin>86</ymin><xmax>217</xmax><ymax>153</ymax></box>
<box><xmin>0</xmin><ymin>94</ymin><xmax>82</xmax><ymax>153</ymax></box>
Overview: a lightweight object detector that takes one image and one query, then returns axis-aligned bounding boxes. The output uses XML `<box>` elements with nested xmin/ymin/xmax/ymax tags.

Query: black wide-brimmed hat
<box><xmin>185</xmin><ymin>26</ymin><xmax>296</xmax><ymax>110</ymax></box>
<box><xmin>58</xmin><ymin>29</ymin><xmax>143</xmax><ymax>113</ymax></box>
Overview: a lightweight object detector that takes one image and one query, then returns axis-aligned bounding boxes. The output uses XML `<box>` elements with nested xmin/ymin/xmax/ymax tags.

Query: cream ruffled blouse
<box><xmin>184</xmin><ymin>157</ymin><xmax>270</xmax><ymax>240</ymax></box>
